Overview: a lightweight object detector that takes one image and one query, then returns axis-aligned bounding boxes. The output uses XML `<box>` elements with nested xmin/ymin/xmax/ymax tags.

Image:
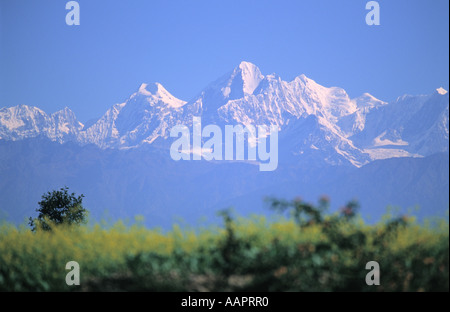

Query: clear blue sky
<box><xmin>1</xmin><ymin>0</ymin><xmax>448</xmax><ymax>122</ymax></box>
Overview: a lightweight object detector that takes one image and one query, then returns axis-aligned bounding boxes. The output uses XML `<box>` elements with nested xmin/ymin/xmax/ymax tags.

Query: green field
<box><xmin>0</xmin><ymin>205</ymin><xmax>448</xmax><ymax>292</ymax></box>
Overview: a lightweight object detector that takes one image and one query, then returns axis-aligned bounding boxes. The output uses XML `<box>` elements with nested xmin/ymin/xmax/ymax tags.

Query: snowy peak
<box><xmin>0</xmin><ymin>105</ymin><xmax>49</xmax><ymax>138</ymax></box>
<box><xmin>0</xmin><ymin>104</ymin><xmax>84</xmax><ymax>142</ymax></box>
<box><xmin>350</xmin><ymin>87</ymin><xmax>449</xmax><ymax>159</ymax></box>
<box><xmin>138</xmin><ymin>82</ymin><xmax>162</xmax><ymax>95</ymax></box>
<box><xmin>2</xmin><ymin>104</ymin><xmax>47</xmax><ymax>118</ymax></box>
<box><xmin>79</xmin><ymin>82</ymin><xmax>189</xmax><ymax>149</ymax></box>
<box><xmin>352</xmin><ymin>93</ymin><xmax>387</xmax><ymax>109</ymax></box>
<box><xmin>138</xmin><ymin>82</ymin><xmax>186</xmax><ymax>108</ymax></box>
<box><xmin>436</xmin><ymin>87</ymin><xmax>448</xmax><ymax>95</ymax></box>
<box><xmin>51</xmin><ymin>107</ymin><xmax>83</xmax><ymax>127</ymax></box>
<box><xmin>220</xmin><ymin>61</ymin><xmax>264</xmax><ymax>98</ymax></box>
<box><xmin>292</xmin><ymin>74</ymin><xmax>330</xmax><ymax>93</ymax></box>
<box><xmin>237</xmin><ymin>61</ymin><xmax>264</xmax><ymax>95</ymax></box>
<box><xmin>49</xmin><ymin>107</ymin><xmax>84</xmax><ymax>141</ymax></box>
<box><xmin>290</xmin><ymin>74</ymin><xmax>356</xmax><ymax>120</ymax></box>
<box><xmin>294</xmin><ymin>74</ymin><xmax>313</xmax><ymax>85</ymax></box>
<box><xmin>52</xmin><ymin>107</ymin><xmax>78</xmax><ymax>121</ymax></box>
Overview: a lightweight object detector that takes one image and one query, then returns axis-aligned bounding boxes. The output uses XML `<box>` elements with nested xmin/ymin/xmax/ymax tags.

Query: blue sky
<box><xmin>1</xmin><ymin>0</ymin><xmax>448</xmax><ymax>122</ymax></box>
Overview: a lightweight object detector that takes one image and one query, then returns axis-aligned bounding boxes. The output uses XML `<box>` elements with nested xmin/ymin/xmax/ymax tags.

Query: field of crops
<box><xmin>0</xmin><ymin>203</ymin><xmax>448</xmax><ymax>292</ymax></box>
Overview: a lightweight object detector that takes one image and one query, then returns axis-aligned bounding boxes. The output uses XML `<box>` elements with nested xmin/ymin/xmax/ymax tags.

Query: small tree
<box><xmin>29</xmin><ymin>186</ymin><xmax>87</xmax><ymax>231</ymax></box>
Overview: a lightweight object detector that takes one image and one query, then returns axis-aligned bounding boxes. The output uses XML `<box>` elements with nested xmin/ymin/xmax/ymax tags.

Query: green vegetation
<box><xmin>28</xmin><ymin>187</ymin><xmax>87</xmax><ymax>232</ymax></box>
<box><xmin>0</xmin><ymin>197</ymin><xmax>448</xmax><ymax>291</ymax></box>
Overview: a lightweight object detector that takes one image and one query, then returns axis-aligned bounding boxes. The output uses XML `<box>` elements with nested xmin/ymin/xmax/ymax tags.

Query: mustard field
<box><xmin>0</xmin><ymin>211</ymin><xmax>448</xmax><ymax>291</ymax></box>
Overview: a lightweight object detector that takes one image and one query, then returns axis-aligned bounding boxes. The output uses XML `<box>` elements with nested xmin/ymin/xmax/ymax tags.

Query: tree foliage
<box><xmin>28</xmin><ymin>186</ymin><xmax>87</xmax><ymax>231</ymax></box>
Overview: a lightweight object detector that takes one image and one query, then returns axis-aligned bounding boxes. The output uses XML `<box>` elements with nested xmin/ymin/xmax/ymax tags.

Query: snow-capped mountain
<box><xmin>0</xmin><ymin>61</ymin><xmax>448</xmax><ymax>167</ymax></box>
<box><xmin>79</xmin><ymin>82</ymin><xmax>188</xmax><ymax>149</ymax></box>
<box><xmin>351</xmin><ymin>87</ymin><xmax>449</xmax><ymax>159</ymax></box>
<box><xmin>0</xmin><ymin>105</ymin><xmax>83</xmax><ymax>143</ymax></box>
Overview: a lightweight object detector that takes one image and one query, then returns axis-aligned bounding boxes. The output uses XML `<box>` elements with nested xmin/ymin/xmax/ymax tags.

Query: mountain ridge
<box><xmin>1</xmin><ymin>61</ymin><xmax>448</xmax><ymax>167</ymax></box>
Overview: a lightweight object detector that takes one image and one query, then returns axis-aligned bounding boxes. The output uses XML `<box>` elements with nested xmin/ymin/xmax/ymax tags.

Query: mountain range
<box><xmin>0</xmin><ymin>62</ymin><xmax>448</xmax><ymax>227</ymax></box>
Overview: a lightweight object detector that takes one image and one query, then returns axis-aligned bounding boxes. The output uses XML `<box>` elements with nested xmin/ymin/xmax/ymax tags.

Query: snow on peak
<box><xmin>353</xmin><ymin>93</ymin><xmax>387</xmax><ymax>108</ymax></box>
<box><xmin>293</xmin><ymin>74</ymin><xmax>323</xmax><ymax>91</ymax></box>
<box><xmin>8</xmin><ymin>104</ymin><xmax>47</xmax><ymax>117</ymax></box>
<box><xmin>0</xmin><ymin>104</ymin><xmax>84</xmax><ymax>141</ymax></box>
<box><xmin>436</xmin><ymin>87</ymin><xmax>448</xmax><ymax>95</ymax></box>
<box><xmin>236</xmin><ymin>61</ymin><xmax>264</xmax><ymax>95</ymax></box>
<box><xmin>295</xmin><ymin>74</ymin><xmax>313</xmax><ymax>83</ymax></box>
<box><xmin>218</xmin><ymin>61</ymin><xmax>264</xmax><ymax>98</ymax></box>
<box><xmin>138</xmin><ymin>82</ymin><xmax>186</xmax><ymax>108</ymax></box>
<box><xmin>53</xmin><ymin>107</ymin><xmax>75</xmax><ymax>116</ymax></box>
<box><xmin>238</xmin><ymin>61</ymin><xmax>259</xmax><ymax>72</ymax></box>
<box><xmin>139</xmin><ymin>82</ymin><xmax>164</xmax><ymax>95</ymax></box>
<box><xmin>361</xmin><ymin>92</ymin><xmax>376</xmax><ymax>99</ymax></box>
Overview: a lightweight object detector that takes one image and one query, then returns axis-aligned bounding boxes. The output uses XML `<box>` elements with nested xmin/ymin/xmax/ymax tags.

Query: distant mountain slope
<box><xmin>1</xmin><ymin>62</ymin><xmax>448</xmax><ymax>167</ymax></box>
<box><xmin>0</xmin><ymin>139</ymin><xmax>447</xmax><ymax>228</ymax></box>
